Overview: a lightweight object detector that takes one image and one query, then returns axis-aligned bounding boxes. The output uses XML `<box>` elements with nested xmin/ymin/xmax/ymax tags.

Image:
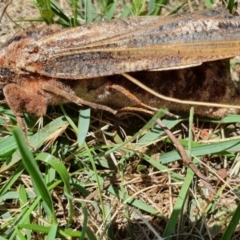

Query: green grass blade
<box><xmin>35</xmin><ymin>152</ymin><xmax>74</xmax><ymax>223</ymax></box>
<box><xmin>108</xmin><ymin>185</ymin><xmax>163</xmax><ymax>217</ymax></box>
<box><xmin>106</xmin><ymin>1</ymin><xmax>117</xmax><ymax>20</ymax></box>
<box><xmin>163</xmin><ymin>108</ymin><xmax>196</xmax><ymax>237</ymax></box>
<box><xmin>160</xmin><ymin>138</ymin><xmax>240</xmax><ymax>164</ymax></box>
<box><xmin>85</xmin><ymin>0</ymin><xmax>93</xmax><ymax>24</ymax></box>
<box><xmin>47</xmin><ymin>223</ymin><xmax>58</xmax><ymax>240</ymax></box>
<box><xmin>50</xmin><ymin>2</ymin><xmax>71</xmax><ymax>26</ymax></box>
<box><xmin>139</xmin><ymin>118</ymin><xmax>183</xmax><ymax>146</ymax></box>
<box><xmin>0</xmin><ymin>116</ymin><xmax>69</xmax><ymax>172</ymax></box>
<box><xmin>18</xmin><ymin>185</ymin><xmax>31</xmax><ymax>239</ymax></box>
<box><xmin>14</xmin><ymin>227</ymin><xmax>26</xmax><ymax>240</ymax></box>
<box><xmin>18</xmin><ymin>224</ymin><xmax>52</xmax><ymax>233</ymax></box>
<box><xmin>0</xmin><ymin>165</ymin><xmax>24</xmax><ymax>196</ymax></box>
<box><xmin>0</xmin><ymin>136</ymin><xmax>17</xmax><ymax>157</ymax></box>
<box><xmin>35</xmin><ymin>152</ymin><xmax>72</xmax><ymax>199</ymax></box>
<box><xmin>221</xmin><ymin>203</ymin><xmax>240</xmax><ymax>240</ymax></box>
<box><xmin>143</xmin><ymin>154</ymin><xmax>184</xmax><ymax>182</ymax></box>
<box><xmin>78</xmin><ymin>108</ymin><xmax>91</xmax><ymax>147</ymax></box>
<box><xmin>80</xmin><ymin>203</ymin><xmax>88</xmax><ymax>240</ymax></box>
<box><xmin>35</xmin><ymin>0</ymin><xmax>55</xmax><ymax>23</ymax></box>
<box><xmin>71</xmin><ymin>0</ymin><xmax>78</xmax><ymax>26</ymax></box>
<box><xmin>12</xmin><ymin>128</ymin><xmax>56</xmax><ymax>223</ymax></box>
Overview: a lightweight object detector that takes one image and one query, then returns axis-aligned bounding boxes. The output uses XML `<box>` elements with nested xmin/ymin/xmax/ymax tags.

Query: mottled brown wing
<box><xmin>34</xmin><ymin>8</ymin><xmax>240</xmax><ymax>79</ymax></box>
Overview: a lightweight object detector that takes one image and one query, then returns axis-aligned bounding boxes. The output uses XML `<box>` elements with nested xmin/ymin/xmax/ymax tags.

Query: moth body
<box><xmin>0</xmin><ymin>8</ymin><xmax>239</xmax><ymax>127</ymax></box>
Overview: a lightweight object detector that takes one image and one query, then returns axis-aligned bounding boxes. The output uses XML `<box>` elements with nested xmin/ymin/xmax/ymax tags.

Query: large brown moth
<box><xmin>0</xmin><ymin>7</ymin><xmax>240</xmax><ymax>130</ymax></box>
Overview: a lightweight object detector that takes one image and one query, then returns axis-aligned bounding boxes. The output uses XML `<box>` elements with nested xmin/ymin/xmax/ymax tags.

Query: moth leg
<box><xmin>41</xmin><ymin>83</ymin><xmax>117</xmax><ymax>114</ymax></box>
<box><xmin>14</xmin><ymin>114</ymin><xmax>37</xmax><ymax>150</ymax></box>
<box><xmin>3</xmin><ymin>83</ymin><xmax>47</xmax><ymax>134</ymax></box>
<box><xmin>16</xmin><ymin>114</ymin><xmax>28</xmax><ymax>136</ymax></box>
<box><xmin>108</xmin><ymin>84</ymin><xmax>179</xmax><ymax>118</ymax></box>
<box><xmin>109</xmin><ymin>84</ymin><xmax>158</xmax><ymax>112</ymax></box>
<box><xmin>3</xmin><ymin>85</ymin><xmax>36</xmax><ymax>149</ymax></box>
<box><xmin>117</xmin><ymin>107</ymin><xmax>155</xmax><ymax>116</ymax></box>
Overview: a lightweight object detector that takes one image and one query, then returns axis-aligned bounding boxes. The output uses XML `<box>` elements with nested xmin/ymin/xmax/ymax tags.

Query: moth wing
<box><xmin>34</xmin><ymin>40</ymin><xmax>240</xmax><ymax>79</ymax></box>
<box><xmin>31</xmin><ymin>8</ymin><xmax>240</xmax><ymax>79</ymax></box>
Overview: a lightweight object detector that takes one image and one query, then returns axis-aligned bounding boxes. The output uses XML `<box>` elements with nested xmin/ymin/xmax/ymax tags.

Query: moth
<box><xmin>0</xmin><ymin>7</ymin><xmax>240</xmax><ymax>130</ymax></box>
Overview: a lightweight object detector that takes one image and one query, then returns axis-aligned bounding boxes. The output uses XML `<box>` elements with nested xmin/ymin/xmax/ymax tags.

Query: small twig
<box><xmin>0</xmin><ymin>0</ymin><xmax>12</xmax><ymax>22</ymax></box>
<box><xmin>0</xmin><ymin>0</ymin><xmax>24</xmax><ymax>30</ymax></box>
<box><xmin>155</xmin><ymin>118</ymin><xmax>216</xmax><ymax>194</ymax></box>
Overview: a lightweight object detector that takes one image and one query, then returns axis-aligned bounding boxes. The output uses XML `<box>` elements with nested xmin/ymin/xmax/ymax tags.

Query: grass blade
<box><xmin>12</xmin><ymin>128</ymin><xmax>56</xmax><ymax>223</ymax></box>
